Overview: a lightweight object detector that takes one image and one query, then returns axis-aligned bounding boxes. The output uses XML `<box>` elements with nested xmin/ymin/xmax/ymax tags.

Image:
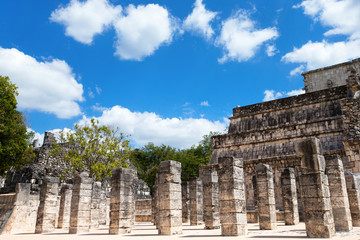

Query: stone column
<box><xmin>250</xmin><ymin>175</ymin><xmax>259</xmax><ymax>223</ymax></box>
<box><xmin>35</xmin><ymin>176</ymin><xmax>60</xmax><ymax>233</ymax></box>
<box><xmin>109</xmin><ymin>168</ymin><xmax>135</xmax><ymax>234</ymax></box>
<box><xmin>181</xmin><ymin>181</ymin><xmax>190</xmax><ymax>223</ymax></box>
<box><xmin>256</xmin><ymin>164</ymin><xmax>277</xmax><ymax>230</ymax></box>
<box><xmin>325</xmin><ymin>155</ymin><xmax>352</xmax><ymax>231</ymax></box>
<box><xmin>57</xmin><ymin>184</ymin><xmax>72</xmax><ymax>229</ymax></box>
<box><xmin>217</xmin><ymin>157</ymin><xmax>247</xmax><ymax>236</ymax></box>
<box><xmin>152</xmin><ymin>174</ymin><xmax>159</xmax><ymax>228</ymax></box>
<box><xmin>99</xmin><ymin>187</ymin><xmax>107</xmax><ymax>226</ymax></box>
<box><xmin>294</xmin><ymin>138</ymin><xmax>335</xmax><ymax>238</ymax></box>
<box><xmin>189</xmin><ymin>177</ymin><xmax>203</xmax><ymax>226</ymax></box>
<box><xmin>345</xmin><ymin>171</ymin><xmax>360</xmax><ymax>226</ymax></box>
<box><xmin>157</xmin><ymin>160</ymin><xmax>182</xmax><ymax>235</ymax></box>
<box><xmin>199</xmin><ymin>165</ymin><xmax>220</xmax><ymax>229</ymax></box>
<box><xmin>69</xmin><ymin>172</ymin><xmax>93</xmax><ymax>234</ymax></box>
<box><xmin>280</xmin><ymin>168</ymin><xmax>299</xmax><ymax>225</ymax></box>
<box><xmin>90</xmin><ymin>181</ymin><xmax>102</xmax><ymax>230</ymax></box>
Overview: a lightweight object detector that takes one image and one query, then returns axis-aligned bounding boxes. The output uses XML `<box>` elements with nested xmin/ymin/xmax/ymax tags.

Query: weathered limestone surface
<box><xmin>135</xmin><ymin>199</ymin><xmax>152</xmax><ymax>222</ymax></box>
<box><xmin>35</xmin><ymin>176</ymin><xmax>60</xmax><ymax>233</ymax></box>
<box><xmin>256</xmin><ymin>164</ymin><xmax>277</xmax><ymax>230</ymax></box>
<box><xmin>69</xmin><ymin>172</ymin><xmax>93</xmax><ymax>234</ymax></box>
<box><xmin>189</xmin><ymin>177</ymin><xmax>203</xmax><ymax>226</ymax></box>
<box><xmin>325</xmin><ymin>155</ymin><xmax>352</xmax><ymax>231</ymax></box>
<box><xmin>157</xmin><ymin>160</ymin><xmax>182</xmax><ymax>235</ymax></box>
<box><xmin>280</xmin><ymin>168</ymin><xmax>299</xmax><ymax>225</ymax></box>
<box><xmin>181</xmin><ymin>181</ymin><xmax>190</xmax><ymax>223</ymax></box>
<box><xmin>303</xmin><ymin>58</ymin><xmax>360</xmax><ymax>93</ymax></box>
<box><xmin>246</xmin><ymin>175</ymin><xmax>258</xmax><ymax>223</ymax></box>
<box><xmin>152</xmin><ymin>176</ymin><xmax>158</xmax><ymax>227</ymax></box>
<box><xmin>57</xmin><ymin>184</ymin><xmax>72</xmax><ymax>229</ymax></box>
<box><xmin>199</xmin><ymin>165</ymin><xmax>220</xmax><ymax>229</ymax></box>
<box><xmin>0</xmin><ymin>183</ymin><xmax>39</xmax><ymax>234</ymax></box>
<box><xmin>345</xmin><ymin>171</ymin><xmax>360</xmax><ymax>226</ymax></box>
<box><xmin>295</xmin><ymin>138</ymin><xmax>335</xmax><ymax>238</ymax></box>
<box><xmin>217</xmin><ymin>157</ymin><xmax>247</xmax><ymax>236</ymax></box>
<box><xmin>90</xmin><ymin>181</ymin><xmax>102</xmax><ymax>230</ymax></box>
<box><xmin>109</xmin><ymin>168</ymin><xmax>135</xmax><ymax>234</ymax></box>
<box><xmin>98</xmin><ymin>186</ymin><xmax>108</xmax><ymax>226</ymax></box>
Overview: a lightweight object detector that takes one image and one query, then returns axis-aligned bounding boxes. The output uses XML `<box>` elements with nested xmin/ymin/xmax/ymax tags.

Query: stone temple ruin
<box><xmin>1</xmin><ymin>58</ymin><xmax>360</xmax><ymax>238</ymax></box>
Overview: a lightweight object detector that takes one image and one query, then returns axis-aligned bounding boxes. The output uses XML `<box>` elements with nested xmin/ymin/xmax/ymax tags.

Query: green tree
<box><xmin>129</xmin><ymin>143</ymin><xmax>178</xmax><ymax>189</ymax></box>
<box><xmin>0</xmin><ymin>75</ymin><xmax>35</xmax><ymax>175</ymax></box>
<box><xmin>52</xmin><ymin>118</ymin><xmax>131</xmax><ymax>180</ymax></box>
<box><xmin>130</xmin><ymin>131</ymin><xmax>221</xmax><ymax>189</ymax></box>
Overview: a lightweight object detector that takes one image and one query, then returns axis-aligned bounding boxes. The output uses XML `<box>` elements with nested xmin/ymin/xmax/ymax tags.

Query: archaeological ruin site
<box><xmin>1</xmin><ymin>58</ymin><xmax>360</xmax><ymax>239</ymax></box>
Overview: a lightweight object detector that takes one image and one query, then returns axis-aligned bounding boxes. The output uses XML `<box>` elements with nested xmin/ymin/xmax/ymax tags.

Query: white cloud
<box><xmin>266</xmin><ymin>44</ymin><xmax>278</xmax><ymax>57</ymax></box>
<box><xmin>287</xmin><ymin>89</ymin><xmax>305</xmax><ymax>96</ymax></box>
<box><xmin>290</xmin><ymin>65</ymin><xmax>305</xmax><ymax>76</ymax></box>
<box><xmin>263</xmin><ymin>90</ymin><xmax>283</xmax><ymax>101</ymax></box>
<box><xmin>296</xmin><ymin>0</ymin><xmax>360</xmax><ymax>39</ymax></box>
<box><xmin>200</xmin><ymin>101</ymin><xmax>210</xmax><ymax>106</ymax></box>
<box><xmin>183</xmin><ymin>0</ymin><xmax>218</xmax><ymax>39</ymax></box>
<box><xmin>95</xmin><ymin>85</ymin><xmax>101</xmax><ymax>94</ymax></box>
<box><xmin>263</xmin><ymin>88</ymin><xmax>305</xmax><ymax>101</ymax></box>
<box><xmin>282</xmin><ymin>39</ymin><xmax>360</xmax><ymax>70</ymax></box>
<box><xmin>88</xmin><ymin>88</ymin><xmax>95</xmax><ymax>98</ymax></box>
<box><xmin>78</xmin><ymin>105</ymin><xmax>227</xmax><ymax>149</ymax></box>
<box><xmin>216</xmin><ymin>11</ymin><xmax>279</xmax><ymax>63</ymax></box>
<box><xmin>92</xmin><ymin>103</ymin><xmax>108</xmax><ymax>112</ymax></box>
<box><xmin>0</xmin><ymin>47</ymin><xmax>84</xmax><ymax>118</ymax></box>
<box><xmin>50</xmin><ymin>0</ymin><xmax>122</xmax><ymax>44</ymax></box>
<box><xmin>284</xmin><ymin>0</ymin><xmax>360</xmax><ymax>72</ymax></box>
<box><xmin>113</xmin><ymin>4</ymin><xmax>176</xmax><ymax>61</ymax></box>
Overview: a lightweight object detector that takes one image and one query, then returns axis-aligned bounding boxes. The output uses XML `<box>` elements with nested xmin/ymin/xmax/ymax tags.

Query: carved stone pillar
<box><xmin>199</xmin><ymin>165</ymin><xmax>220</xmax><ymax>229</ymax></box>
<box><xmin>189</xmin><ymin>177</ymin><xmax>203</xmax><ymax>226</ymax></box>
<box><xmin>295</xmin><ymin>138</ymin><xmax>335</xmax><ymax>238</ymax></box>
<box><xmin>109</xmin><ymin>168</ymin><xmax>135</xmax><ymax>234</ymax></box>
<box><xmin>218</xmin><ymin>157</ymin><xmax>247</xmax><ymax>236</ymax></box>
<box><xmin>35</xmin><ymin>176</ymin><xmax>60</xmax><ymax>233</ymax></box>
<box><xmin>157</xmin><ymin>160</ymin><xmax>182</xmax><ymax>235</ymax></box>
<box><xmin>256</xmin><ymin>164</ymin><xmax>277</xmax><ymax>230</ymax></box>
<box><xmin>325</xmin><ymin>155</ymin><xmax>352</xmax><ymax>231</ymax></box>
<box><xmin>281</xmin><ymin>168</ymin><xmax>299</xmax><ymax>225</ymax></box>
<box><xmin>69</xmin><ymin>172</ymin><xmax>93</xmax><ymax>234</ymax></box>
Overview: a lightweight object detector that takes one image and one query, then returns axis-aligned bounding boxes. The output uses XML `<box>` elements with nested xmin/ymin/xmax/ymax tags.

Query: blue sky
<box><xmin>1</xmin><ymin>0</ymin><xmax>360</xmax><ymax>148</ymax></box>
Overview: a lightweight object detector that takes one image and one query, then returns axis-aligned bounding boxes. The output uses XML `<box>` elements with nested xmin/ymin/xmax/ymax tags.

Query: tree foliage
<box><xmin>0</xmin><ymin>75</ymin><xmax>35</xmax><ymax>175</ymax></box>
<box><xmin>52</xmin><ymin>118</ymin><xmax>131</xmax><ymax>180</ymax></box>
<box><xmin>129</xmin><ymin>131</ymin><xmax>220</xmax><ymax>190</ymax></box>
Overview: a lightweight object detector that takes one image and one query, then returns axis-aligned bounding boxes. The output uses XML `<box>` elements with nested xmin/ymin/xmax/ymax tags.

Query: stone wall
<box><xmin>303</xmin><ymin>58</ymin><xmax>360</xmax><ymax>93</ymax></box>
<box><xmin>213</xmin><ymin>86</ymin><xmax>346</xmax><ymax>165</ymax></box>
<box><xmin>0</xmin><ymin>183</ymin><xmax>39</xmax><ymax>234</ymax></box>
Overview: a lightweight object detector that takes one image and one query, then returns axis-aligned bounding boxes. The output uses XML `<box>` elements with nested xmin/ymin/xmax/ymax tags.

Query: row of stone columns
<box><xmin>34</xmin><ymin>169</ymin><xmax>134</xmax><ymax>235</ymax></box>
<box><xmin>178</xmin><ymin>139</ymin><xmax>360</xmax><ymax>238</ymax></box>
<box><xmin>34</xmin><ymin>143</ymin><xmax>360</xmax><ymax>238</ymax></box>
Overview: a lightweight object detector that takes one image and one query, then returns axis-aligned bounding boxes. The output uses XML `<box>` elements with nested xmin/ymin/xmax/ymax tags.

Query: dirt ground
<box><xmin>1</xmin><ymin>222</ymin><xmax>360</xmax><ymax>240</ymax></box>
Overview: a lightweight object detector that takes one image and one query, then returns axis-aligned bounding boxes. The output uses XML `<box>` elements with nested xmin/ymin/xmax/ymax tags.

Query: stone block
<box><xmin>218</xmin><ymin>157</ymin><xmax>243</xmax><ymax>167</ymax></box>
<box><xmin>221</xmin><ymin>224</ymin><xmax>247</xmax><ymax>236</ymax></box>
